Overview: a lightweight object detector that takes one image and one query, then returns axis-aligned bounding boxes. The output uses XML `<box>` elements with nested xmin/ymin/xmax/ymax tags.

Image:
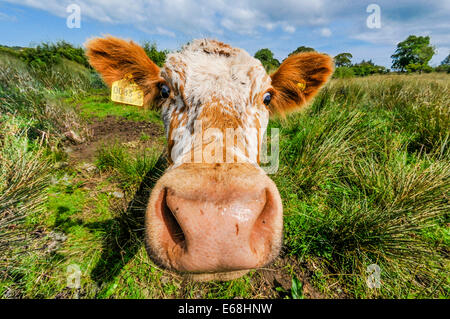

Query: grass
<box><xmin>95</xmin><ymin>143</ymin><xmax>163</xmax><ymax>192</ymax></box>
<box><xmin>291</xmin><ymin>276</ymin><xmax>304</xmax><ymax>299</ymax></box>
<box><xmin>273</xmin><ymin>73</ymin><xmax>449</xmax><ymax>298</ymax></box>
<box><xmin>0</xmin><ymin>51</ymin><xmax>94</xmax><ymax>145</ymax></box>
<box><xmin>1</xmin><ymin>144</ymin><xmax>260</xmax><ymax>298</ymax></box>
<box><xmin>1</xmin><ymin>54</ymin><xmax>449</xmax><ymax>299</ymax></box>
<box><xmin>68</xmin><ymin>93</ymin><xmax>161</xmax><ymax>124</ymax></box>
<box><xmin>0</xmin><ymin>50</ymin><xmax>97</xmax><ymax>297</ymax></box>
<box><xmin>0</xmin><ymin>116</ymin><xmax>52</xmax><ymax>293</ymax></box>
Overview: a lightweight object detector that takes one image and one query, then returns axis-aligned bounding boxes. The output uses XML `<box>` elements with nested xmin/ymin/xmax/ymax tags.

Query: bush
<box><xmin>333</xmin><ymin>61</ymin><xmax>388</xmax><ymax>78</ymax></box>
<box><xmin>435</xmin><ymin>64</ymin><xmax>450</xmax><ymax>73</ymax></box>
<box><xmin>351</xmin><ymin>60</ymin><xmax>387</xmax><ymax>76</ymax></box>
<box><xmin>0</xmin><ymin>46</ymin><xmax>20</xmax><ymax>59</ymax></box>
<box><xmin>333</xmin><ymin>66</ymin><xmax>355</xmax><ymax>78</ymax></box>
<box><xmin>18</xmin><ymin>41</ymin><xmax>89</xmax><ymax>69</ymax></box>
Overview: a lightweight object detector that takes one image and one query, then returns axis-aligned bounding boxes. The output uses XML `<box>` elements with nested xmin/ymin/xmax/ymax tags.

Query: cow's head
<box><xmin>86</xmin><ymin>36</ymin><xmax>333</xmax><ymax>281</ymax></box>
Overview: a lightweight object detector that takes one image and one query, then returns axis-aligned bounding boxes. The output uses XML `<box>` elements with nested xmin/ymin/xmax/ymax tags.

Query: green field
<box><xmin>1</xmin><ymin>50</ymin><xmax>449</xmax><ymax>299</ymax></box>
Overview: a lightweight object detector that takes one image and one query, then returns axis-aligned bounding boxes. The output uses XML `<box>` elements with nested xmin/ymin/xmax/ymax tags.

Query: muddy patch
<box><xmin>65</xmin><ymin>115</ymin><xmax>163</xmax><ymax>163</ymax></box>
<box><xmin>256</xmin><ymin>255</ymin><xmax>328</xmax><ymax>299</ymax></box>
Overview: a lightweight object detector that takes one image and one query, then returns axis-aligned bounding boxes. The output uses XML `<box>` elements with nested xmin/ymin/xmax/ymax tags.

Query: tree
<box><xmin>334</xmin><ymin>52</ymin><xmax>353</xmax><ymax>67</ymax></box>
<box><xmin>391</xmin><ymin>35</ymin><xmax>435</xmax><ymax>73</ymax></box>
<box><xmin>351</xmin><ymin>59</ymin><xmax>387</xmax><ymax>76</ymax></box>
<box><xmin>441</xmin><ymin>53</ymin><xmax>450</xmax><ymax>66</ymax></box>
<box><xmin>288</xmin><ymin>46</ymin><xmax>315</xmax><ymax>56</ymax></box>
<box><xmin>435</xmin><ymin>53</ymin><xmax>450</xmax><ymax>73</ymax></box>
<box><xmin>142</xmin><ymin>42</ymin><xmax>169</xmax><ymax>67</ymax></box>
<box><xmin>254</xmin><ymin>48</ymin><xmax>280</xmax><ymax>73</ymax></box>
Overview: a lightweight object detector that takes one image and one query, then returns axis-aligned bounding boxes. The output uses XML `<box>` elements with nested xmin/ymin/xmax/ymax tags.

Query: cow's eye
<box><xmin>160</xmin><ymin>84</ymin><xmax>170</xmax><ymax>98</ymax></box>
<box><xmin>263</xmin><ymin>92</ymin><xmax>271</xmax><ymax>105</ymax></box>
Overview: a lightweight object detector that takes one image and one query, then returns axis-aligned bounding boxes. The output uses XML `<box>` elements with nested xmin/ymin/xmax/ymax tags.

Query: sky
<box><xmin>0</xmin><ymin>0</ymin><xmax>449</xmax><ymax>68</ymax></box>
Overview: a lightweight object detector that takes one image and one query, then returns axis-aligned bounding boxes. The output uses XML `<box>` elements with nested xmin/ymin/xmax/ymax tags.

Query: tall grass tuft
<box><xmin>95</xmin><ymin>143</ymin><xmax>163</xmax><ymax>192</ymax></box>
<box><xmin>0</xmin><ymin>116</ymin><xmax>52</xmax><ymax>277</ymax></box>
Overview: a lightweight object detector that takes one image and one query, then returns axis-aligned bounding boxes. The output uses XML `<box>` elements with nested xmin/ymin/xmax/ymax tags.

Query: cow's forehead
<box><xmin>161</xmin><ymin>39</ymin><xmax>270</xmax><ymax>104</ymax></box>
<box><xmin>159</xmin><ymin>39</ymin><xmax>271</xmax><ymax>167</ymax></box>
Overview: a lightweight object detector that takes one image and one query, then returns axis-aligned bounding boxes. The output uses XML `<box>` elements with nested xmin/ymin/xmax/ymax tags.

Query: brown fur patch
<box><xmin>199</xmin><ymin>98</ymin><xmax>246</xmax><ymax>163</ymax></box>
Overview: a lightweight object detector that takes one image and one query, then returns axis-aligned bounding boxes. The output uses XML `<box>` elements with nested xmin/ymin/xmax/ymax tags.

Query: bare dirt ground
<box><xmin>257</xmin><ymin>256</ymin><xmax>327</xmax><ymax>299</ymax></box>
<box><xmin>66</xmin><ymin>115</ymin><xmax>163</xmax><ymax>163</ymax></box>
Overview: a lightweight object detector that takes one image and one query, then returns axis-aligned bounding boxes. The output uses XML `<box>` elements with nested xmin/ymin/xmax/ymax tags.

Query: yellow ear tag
<box><xmin>296</xmin><ymin>81</ymin><xmax>306</xmax><ymax>91</ymax></box>
<box><xmin>111</xmin><ymin>74</ymin><xmax>144</xmax><ymax>107</ymax></box>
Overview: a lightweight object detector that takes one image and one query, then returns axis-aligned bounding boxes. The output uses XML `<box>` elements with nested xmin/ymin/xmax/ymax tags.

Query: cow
<box><xmin>86</xmin><ymin>36</ymin><xmax>333</xmax><ymax>281</ymax></box>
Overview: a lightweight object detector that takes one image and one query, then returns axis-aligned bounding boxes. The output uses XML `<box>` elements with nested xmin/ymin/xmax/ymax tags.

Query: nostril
<box><xmin>159</xmin><ymin>188</ymin><xmax>186</xmax><ymax>248</ymax></box>
<box><xmin>250</xmin><ymin>188</ymin><xmax>276</xmax><ymax>257</ymax></box>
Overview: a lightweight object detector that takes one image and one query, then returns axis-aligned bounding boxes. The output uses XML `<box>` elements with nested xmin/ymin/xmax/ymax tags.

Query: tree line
<box><xmin>254</xmin><ymin>35</ymin><xmax>450</xmax><ymax>77</ymax></box>
<box><xmin>0</xmin><ymin>41</ymin><xmax>168</xmax><ymax>70</ymax></box>
<box><xmin>1</xmin><ymin>35</ymin><xmax>448</xmax><ymax>77</ymax></box>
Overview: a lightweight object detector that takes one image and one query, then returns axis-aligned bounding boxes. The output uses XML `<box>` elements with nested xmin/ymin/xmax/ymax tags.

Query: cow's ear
<box><xmin>85</xmin><ymin>36</ymin><xmax>164</xmax><ymax>105</ymax></box>
<box><xmin>270</xmin><ymin>52</ymin><xmax>333</xmax><ymax>115</ymax></box>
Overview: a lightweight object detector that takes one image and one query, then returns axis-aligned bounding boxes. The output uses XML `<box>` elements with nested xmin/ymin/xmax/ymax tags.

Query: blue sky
<box><xmin>0</xmin><ymin>0</ymin><xmax>449</xmax><ymax>68</ymax></box>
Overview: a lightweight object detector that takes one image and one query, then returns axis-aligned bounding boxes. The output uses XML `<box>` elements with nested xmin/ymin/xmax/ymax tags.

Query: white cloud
<box><xmin>156</xmin><ymin>27</ymin><xmax>176</xmax><ymax>38</ymax></box>
<box><xmin>264</xmin><ymin>23</ymin><xmax>276</xmax><ymax>31</ymax></box>
<box><xmin>5</xmin><ymin>0</ymin><xmax>450</xmax><ymax>41</ymax></box>
<box><xmin>0</xmin><ymin>11</ymin><xmax>17</xmax><ymax>22</ymax></box>
<box><xmin>4</xmin><ymin>0</ymin><xmax>450</xmax><ymax>40</ymax></box>
<box><xmin>3</xmin><ymin>0</ymin><xmax>334</xmax><ymax>36</ymax></box>
<box><xmin>320</xmin><ymin>27</ymin><xmax>332</xmax><ymax>37</ymax></box>
<box><xmin>283</xmin><ymin>25</ymin><xmax>295</xmax><ymax>33</ymax></box>
<box><xmin>3</xmin><ymin>0</ymin><xmax>449</xmax><ymax>65</ymax></box>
